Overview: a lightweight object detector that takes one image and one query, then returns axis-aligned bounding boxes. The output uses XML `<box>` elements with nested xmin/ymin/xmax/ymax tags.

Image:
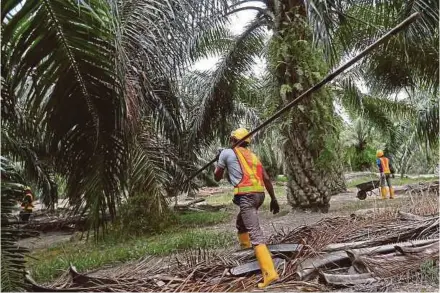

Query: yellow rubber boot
<box><xmin>380</xmin><ymin>187</ymin><xmax>388</xmax><ymax>199</ymax></box>
<box><xmin>389</xmin><ymin>187</ymin><xmax>395</xmax><ymax>199</ymax></box>
<box><xmin>238</xmin><ymin>232</ymin><xmax>251</xmax><ymax>249</ymax></box>
<box><xmin>254</xmin><ymin>244</ymin><xmax>279</xmax><ymax>288</ymax></box>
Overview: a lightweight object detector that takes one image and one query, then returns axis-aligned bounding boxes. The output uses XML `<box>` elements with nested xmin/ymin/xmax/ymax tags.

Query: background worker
<box><xmin>214</xmin><ymin>128</ymin><xmax>280</xmax><ymax>289</ymax></box>
<box><xmin>376</xmin><ymin>150</ymin><xmax>395</xmax><ymax>199</ymax></box>
<box><xmin>19</xmin><ymin>186</ymin><xmax>34</xmax><ymax>222</ymax></box>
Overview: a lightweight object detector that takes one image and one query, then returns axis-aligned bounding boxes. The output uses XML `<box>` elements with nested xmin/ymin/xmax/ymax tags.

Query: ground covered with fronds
<box><xmin>25</xmin><ymin>191</ymin><xmax>439</xmax><ymax>292</ymax></box>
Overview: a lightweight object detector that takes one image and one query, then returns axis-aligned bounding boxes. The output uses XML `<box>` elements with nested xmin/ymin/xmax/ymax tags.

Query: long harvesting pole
<box><xmin>187</xmin><ymin>12</ymin><xmax>421</xmax><ymax>183</ymax></box>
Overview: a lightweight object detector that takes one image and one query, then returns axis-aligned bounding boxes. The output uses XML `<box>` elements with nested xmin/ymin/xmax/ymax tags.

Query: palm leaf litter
<box><xmin>25</xmin><ymin>208</ymin><xmax>439</xmax><ymax>292</ymax></box>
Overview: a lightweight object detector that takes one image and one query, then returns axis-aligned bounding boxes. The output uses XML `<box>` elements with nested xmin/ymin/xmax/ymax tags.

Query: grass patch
<box><xmin>420</xmin><ymin>260</ymin><xmax>439</xmax><ymax>284</ymax></box>
<box><xmin>28</xmin><ymin>210</ymin><xmax>234</xmax><ymax>283</ymax></box>
<box><xmin>347</xmin><ymin>176</ymin><xmax>438</xmax><ymax>189</ymax></box>
<box><xmin>177</xmin><ymin>211</ymin><xmax>229</xmax><ymax>227</ymax></box>
<box><xmin>205</xmin><ymin>185</ymin><xmax>286</xmax><ymax>207</ymax></box>
<box><xmin>261</xmin><ymin>186</ymin><xmax>286</xmax><ymax>207</ymax></box>
<box><xmin>28</xmin><ymin>229</ymin><xmax>235</xmax><ymax>283</ymax></box>
<box><xmin>205</xmin><ymin>192</ymin><xmax>233</xmax><ymax>205</ymax></box>
<box><xmin>276</xmin><ymin>175</ymin><xmax>288</xmax><ymax>182</ymax></box>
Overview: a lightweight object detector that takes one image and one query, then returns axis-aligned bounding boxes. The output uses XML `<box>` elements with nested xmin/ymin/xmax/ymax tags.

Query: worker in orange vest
<box><xmin>20</xmin><ymin>186</ymin><xmax>34</xmax><ymax>222</ymax></box>
<box><xmin>376</xmin><ymin>150</ymin><xmax>395</xmax><ymax>199</ymax></box>
<box><xmin>214</xmin><ymin>128</ymin><xmax>280</xmax><ymax>288</ymax></box>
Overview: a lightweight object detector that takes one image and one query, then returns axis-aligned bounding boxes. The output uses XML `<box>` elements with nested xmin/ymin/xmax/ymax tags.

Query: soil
<box><xmin>17</xmin><ymin>231</ymin><xmax>78</xmax><ymax>251</ymax></box>
<box><xmin>18</xmin><ymin>184</ymin><xmax>416</xmax><ymax>251</ymax></box>
<box><xmin>204</xmin><ymin>185</ymin><xmax>412</xmax><ymax>238</ymax></box>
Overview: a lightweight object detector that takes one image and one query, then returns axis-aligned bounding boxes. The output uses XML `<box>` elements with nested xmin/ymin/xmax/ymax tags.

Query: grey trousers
<box><xmin>380</xmin><ymin>174</ymin><xmax>392</xmax><ymax>188</ymax></box>
<box><xmin>233</xmin><ymin>193</ymin><xmax>265</xmax><ymax>245</ymax></box>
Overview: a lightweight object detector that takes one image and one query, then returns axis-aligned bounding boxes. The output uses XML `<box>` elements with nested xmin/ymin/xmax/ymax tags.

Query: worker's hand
<box><xmin>270</xmin><ymin>198</ymin><xmax>280</xmax><ymax>214</ymax></box>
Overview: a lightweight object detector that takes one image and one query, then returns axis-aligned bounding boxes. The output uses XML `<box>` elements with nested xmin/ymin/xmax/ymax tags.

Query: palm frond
<box><xmin>1</xmin><ymin>157</ymin><xmax>30</xmax><ymax>292</ymax></box>
<box><xmin>2</xmin><ymin>0</ymin><xmax>128</xmax><ymax>231</ymax></box>
<box><xmin>305</xmin><ymin>0</ymin><xmax>348</xmax><ymax>64</ymax></box>
<box><xmin>134</xmin><ymin>124</ymin><xmax>198</xmax><ymax>196</ymax></box>
<box><xmin>334</xmin><ymin>0</ymin><xmax>439</xmax><ymax>94</ymax></box>
<box><xmin>335</xmin><ymin>78</ymin><xmax>414</xmax><ymax>133</ymax></box>
<box><xmin>186</xmin><ymin>13</ymin><xmax>232</xmax><ymax>62</ymax></box>
<box><xmin>341</xmin><ymin>117</ymin><xmax>375</xmax><ymax>149</ymax></box>
<box><xmin>126</xmin><ymin>142</ymin><xmax>168</xmax><ymax>206</ymax></box>
<box><xmin>117</xmin><ymin>1</ymin><xmax>235</xmax><ymax>146</ymax></box>
<box><xmin>184</xmin><ymin>17</ymin><xmax>267</xmax><ymax>145</ymax></box>
<box><xmin>1</xmin><ymin>130</ymin><xmax>58</xmax><ymax>207</ymax></box>
<box><xmin>253</xmin><ymin>125</ymin><xmax>285</xmax><ymax>178</ymax></box>
<box><xmin>406</xmin><ymin>88</ymin><xmax>439</xmax><ymax>149</ymax></box>
<box><xmin>1</xmin><ymin>75</ymin><xmax>59</xmax><ymax>209</ymax></box>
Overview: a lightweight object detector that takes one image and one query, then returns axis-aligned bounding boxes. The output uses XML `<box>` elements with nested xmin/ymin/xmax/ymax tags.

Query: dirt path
<box><xmin>18</xmin><ymin>183</ymin><xmax>417</xmax><ymax>251</ymax></box>
<box><xmin>200</xmin><ymin>185</ymin><xmax>414</xmax><ymax>240</ymax></box>
<box><xmin>17</xmin><ymin>231</ymin><xmax>74</xmax><ymax>250</ymax></box>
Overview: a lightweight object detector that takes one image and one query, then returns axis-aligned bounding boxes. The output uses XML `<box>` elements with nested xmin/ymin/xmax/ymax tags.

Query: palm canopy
<box><xmin>1</xmin><ymin>0</ymin><xmax>438</xmax><ymax>227</ymax></box>
<box><xmin>3</xmin><ymin>0</ymin><xmax>128</xmax><ymax>227</ymax></box>
<box><xmin>1</xmin><ymin>0</ymin><xmax>232</xmax><ymax>231</ymax></box>
<box><xmin>184</xmin><ymin>0</ymin><xmax>438</xmax><ymax>141</ymax></box>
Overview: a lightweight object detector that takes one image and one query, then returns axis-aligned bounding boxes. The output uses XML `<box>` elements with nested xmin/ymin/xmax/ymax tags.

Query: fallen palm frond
<box><xmin>358</xmin><ymin>242</ymin><xmax>439</xmax><ymax>279</ymax></box>
<box><xmin>297</xmin><ymin>239</ymin><xmax>438</xmax><ymax>281</ymax></box>
<box><xmin>321</xmin><ymin>272</ymin><xmax>376</xmax><ymax>286</ymax></box>
<box><xmin>405</xmin><ymin>181</ymin><xmax>439</xmax><ymax>197</ymax></box>
<box><xmin>268</xmin><ymin>216</ymin><xmax>359</xmax><ymax>255</ymax></box>
<box><xmin>14</xmin><ymin>214</ymin><xmax>112</xmax><ymax>234</ymax></box>
<box><xmin>26</xmin><ymin>207</ymin><xmax>439</xmax><ymax>292</ymax></box>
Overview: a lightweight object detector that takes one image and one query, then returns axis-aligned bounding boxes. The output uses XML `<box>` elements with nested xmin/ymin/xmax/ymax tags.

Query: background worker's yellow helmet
<box><xmin>231</xmin><ymin>128</ymin><xmax>251</xmax><ymax>143</ymax></box>
<box><xmin>24</xmin><ymin>186</ymin><xmax>31</xmax><ymax>191</ymax></box>
<box><xmin>376</xmin><ymin>150</ymin><xmax>384</xmax><ymax>158</ymax></box>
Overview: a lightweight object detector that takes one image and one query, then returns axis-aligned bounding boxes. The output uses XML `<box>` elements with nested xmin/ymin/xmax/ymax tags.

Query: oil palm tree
<box><xmin>2</xmin><ymin>0</ymin><xmax>227</xmax><ymax>285</ymax></box>
<box><xmin>185</xmin><ymin>0</ymin><xmax>438</xmax><ymax>211</ymax></box>
<box><xmin>1</xmin><ymin>0</ymin><xmax>229</xmax><ymax>233</ymax></box>
<box><xmin>385</xmin><ymin>88</ymin><xmax>439</xmax><ymax>176</ymax></box>
<box><xmin>341</xmin><ymin>118</ymin><xmax>377</xmax><ymax>171</ymax></box>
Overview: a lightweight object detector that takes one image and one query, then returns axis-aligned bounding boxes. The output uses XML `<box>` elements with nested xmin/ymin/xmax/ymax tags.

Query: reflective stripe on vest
<box><xmin>380</xmin><ymin>157</ymin><xmax>390</xmax><ymax>174</ymax></box>
<box><xmin>233</xmin><ymin>147</ymin><xmax>265</xmax><ymax>195</ymax></box>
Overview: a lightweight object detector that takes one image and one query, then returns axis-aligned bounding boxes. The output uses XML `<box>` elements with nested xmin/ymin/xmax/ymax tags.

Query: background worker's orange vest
<box><xmin>379</xmin><ymin>157</ymin><xmax>391</xmax><ymax>174</ymax></box>
<box><xmin>21</xmin><ymin>193</ymin><xmax>34</xmax><ymax>211</ymax></box>
<box><xmin>233</xmin><ymin>147</ymin><xmax>265</xmax><ymax>195</ymax></box>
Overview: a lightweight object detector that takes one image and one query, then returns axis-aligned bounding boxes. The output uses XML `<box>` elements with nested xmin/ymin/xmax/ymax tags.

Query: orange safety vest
<box><xmin>233</xmin><ymin>147</ymin><xmax>265</xmax><ymax>195</ymax></box>
<box><xmin>379</xmin><ymin>157</ymin><xmax>391</xmax><ymax>174</ymax></box>
<box><xmin>21</xmin><ymin>193</ymin><xmax>34</xmax><ymax>211</ymax></box>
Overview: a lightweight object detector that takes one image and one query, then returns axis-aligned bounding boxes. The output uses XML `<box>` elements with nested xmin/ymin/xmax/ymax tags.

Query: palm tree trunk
<box><xmin>271</xmin><ymin>0</ymin><xmax>346</xmax><ymax>212</ymax></box>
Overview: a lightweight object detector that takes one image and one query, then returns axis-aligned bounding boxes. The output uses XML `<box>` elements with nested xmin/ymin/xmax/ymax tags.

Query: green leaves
<box><xmin>336</xmin><ymin>78</ymin><xmax>438</xmax><ymax>175</ymax></box>
<box><xmin>183</xmin><ymin>17</ymin><xmax>267</xmax><ymax>146</ymax></box>
<box><xmin>2</xmin><ymin>0</ymin><xmax>126</xmax><ymax>223</ymax></box>
<box><xmin>2</xmin><ymin>0</ymin><xmax>233</xmax><ymax>233</ymax></box>
<box><xmin>336</xmin><ymin>77</ymin><xmax>414</xmax><ymax>133</ymax></box>
<box><xmin>280</xmin><ymin>84</ymin><xmax>293</xmax><ymax>100</ymax></box>
<box><xmin>335</xmin><ymin>0</ymin><xmax>439</xmax><ymax>94</ymax></box>
<box><xmin>1</xmin><ymin>157</ymin><xmax>30</xmax><ymax>292</ymax></box>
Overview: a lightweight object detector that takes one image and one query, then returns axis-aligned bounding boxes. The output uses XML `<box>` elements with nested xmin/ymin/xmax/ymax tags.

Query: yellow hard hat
<box><xmin>231</xmin><ymin>128</ymin><xmax>251</xmax><ymax>143</ymax></box>
<box><xmin>376</xmin><ymin>150</ymin><xmax>384</xmax><ymax>158</ymax></box>
<box><xmin>24</xmin><ymin>186</ymin><xmax>31</xmax><ymax>191</ymax></box>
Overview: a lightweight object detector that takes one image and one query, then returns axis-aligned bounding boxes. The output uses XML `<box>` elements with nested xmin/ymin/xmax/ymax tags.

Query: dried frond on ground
<box><xmin>26</xmin><ymin>192</ymin><xmax>439</xmax><ymax>292</ymax></box>
<box><xmin>358</xmin><ymin>242</ymin><xmax>439</xmax><ymax>278</ymax></box>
